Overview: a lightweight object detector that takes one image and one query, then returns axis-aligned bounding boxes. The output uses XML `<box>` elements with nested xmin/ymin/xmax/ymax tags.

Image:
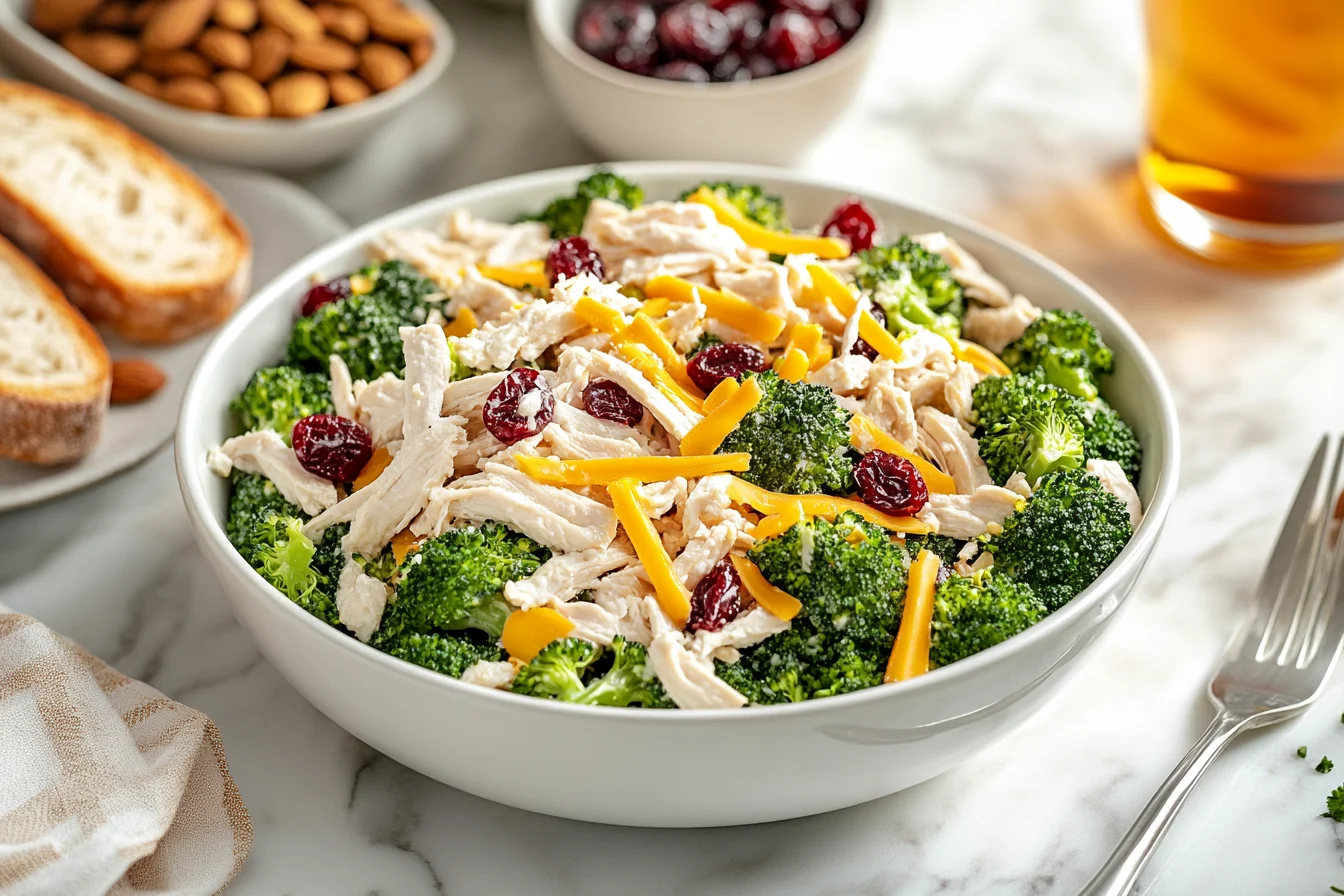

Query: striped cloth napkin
<box><xmin>0</xmin><ymin>606</ymin><xmax>252</xmax><ymax>896</ymax></box>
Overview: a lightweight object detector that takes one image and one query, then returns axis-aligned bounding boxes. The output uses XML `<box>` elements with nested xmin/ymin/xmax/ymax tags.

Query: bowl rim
<box><xmin>528</xmin><ymin>0</ymin><xmax>887</xmax><ymax>98</ymax></box>
<box><xmin>0</xmin><ymin>0</ymin><xmax>454</xmax><ymax>134</ymax></box>
<box><xmin>176</xmin><ymin>160</ymin><xmax>1181</xmax><ymax>722</ymax></box>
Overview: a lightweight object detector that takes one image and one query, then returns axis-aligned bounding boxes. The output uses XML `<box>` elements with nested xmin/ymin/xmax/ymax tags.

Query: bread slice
<box><xmin>0</xmin><ymin>80</ymin><xmax>251</xmax><ymax>344</ymax></box>
<box><xmin>0</xmin><ymin>233</ymin><xmax>111</xmax><ymax>465</ymax></box>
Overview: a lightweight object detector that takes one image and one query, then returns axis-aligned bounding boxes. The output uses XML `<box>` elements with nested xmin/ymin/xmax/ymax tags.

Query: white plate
<box><xmin>0</xmin><ymin>165</ymin><xmax>346</xmax><ymax>513</ymax></box>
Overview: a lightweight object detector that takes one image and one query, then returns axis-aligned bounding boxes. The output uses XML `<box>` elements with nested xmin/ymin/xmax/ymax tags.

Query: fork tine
<box><xmin>1300</xmin><ymin>480</ymin><xmax>1344</xmax><ymax>671</ymax></box>
<box><xmin>1232</xmin><ymin>436</ymin><xmax>1333</xmax><ymax>661</ymax></box>
<box><xmin>1278</xmin><ymin>440</ymin><xmax>1344</xmax><ymax>665</ymax></box>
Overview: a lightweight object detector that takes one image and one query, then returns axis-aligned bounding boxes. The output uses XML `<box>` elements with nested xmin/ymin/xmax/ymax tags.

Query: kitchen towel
<box><xmin>0</xmin><ymin>606</ymin><xmax>252</xmax><ymax>896</ymax></box>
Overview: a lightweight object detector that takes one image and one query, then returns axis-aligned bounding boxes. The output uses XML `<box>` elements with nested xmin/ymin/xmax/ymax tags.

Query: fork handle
<box><xmin>1078</xmin><ymin>711</ymin><xmax>1249</xmax><ymax>896</ymax></box>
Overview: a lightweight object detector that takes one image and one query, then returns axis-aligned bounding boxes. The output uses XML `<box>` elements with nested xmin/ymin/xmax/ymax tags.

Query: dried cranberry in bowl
<box><xmin>483</xmin><ymin>368</ymin><xmax>556</xmax><ymax>444</ymax></box>
<box><xmin>293</xmin><ymin>414</ymin><xmax>373</xmax><ymax>483</ymax></box>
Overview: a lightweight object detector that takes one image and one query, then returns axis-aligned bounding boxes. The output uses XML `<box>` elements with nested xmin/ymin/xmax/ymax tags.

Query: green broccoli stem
<box><xmin>459</xmin><ymin>595</ymin><xmax>513</xmax><ymax>640</ymax></box>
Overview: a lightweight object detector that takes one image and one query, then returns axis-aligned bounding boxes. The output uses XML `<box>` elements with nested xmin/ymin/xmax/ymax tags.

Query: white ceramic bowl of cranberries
<box><xmin>176</xmin><ymin>162</ymin><xmax>1179</xmax><ymax>827</ymax></box>
<box><xmin>529</xmin><ymin>0</ymin><xmax>885</xmax><ymax>165</ymax></box>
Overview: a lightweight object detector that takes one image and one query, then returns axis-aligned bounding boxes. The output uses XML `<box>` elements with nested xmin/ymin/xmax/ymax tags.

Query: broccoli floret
<box><xmin>928</xmin><ymin>571</ymin><xmax>1048</xmax><ymax>667</ymax></box>
<box><xmin>285</xmin><ymin>260</ymin><xmax>438</xmax><ymax>381</ymax></box>
<box><xmin>383</xmin><ymin>631</ymin><xmax>501</xmax><ymax>678</ymax></box>
<box><xmin>511</xmin><ymin>637</ymin><xmax>602</xmax><ymax>700</ymax></box>
<box><xmin>1325</xmin><ymin>784</ymin><xmax>1344</xmax><ymax>821</ymax></box>
<box><xmin>378</xmin><ymin>523</ymin><xmax>550</xmax><ymax>642</ymax></box>
<box><xmin>717</xmin><ymin>371</ymin><xmax>853</xmax><ymax>495</ymax></box>
<box><xmin>978</xmin><ymin>402</ymin><xmax>1085</xmax><ymax>488</ymax></box>
<box><xmin>527</xmin><ymin>172</ymin><xmax>644</xmax><ymax>239</ymax></box>
<box><xmin>679</xmin><ymin>181</ymin><xmax>787</xmax><ymax>230</ymax></box>
<box><xmin>983</xmin><ymin>469</ymin><xmax>1133</xmax><ymax>611</ymax></box>
<box><xmin>685</xmin><ymin>331</ymin><xmax>723</xmax><ymax>359</ymax></box>
<box><xmin>901</xmin><ymin>534</ymin><xmax>961</xmax><ymax>565</ymax></box>
<box><xmin>250</xmin><ymin>515</ymin><xmax>338</xmax><ymax>624</ymax></box>
<box><xmin>571</xmin><ymin>636</ymin><xmax>674</xmax><ymax>708</ymax></box>
<box><xmin>1001</xmin><ymin>309</ymin><xmax>1114</xmax><ymax>401</ymax></box>
<box><xmin>1078</xmin><ymin>398</ymin><xmax>1143</xmax><ymax>483</ymax></box>
<box><xmin>856</xmin><ymin>237</ymin><xmax>964</xmax><ymax>339</ymax></box>
<box><xmin>312</xmin><ymin>522</ymin><xmax>348</xmax><ymax>586</ymax></box>
<box><xmin>230</xmin><ymin>364</ymin><xmax>333</xmax><ymax>441</ymax></box>
<box><xmin>716</xmin><ymin>625</ymin><xmax>819</xmax><ymax>704</ymax></box>
<box><xmin>226</xmin><ymin>472</ymin><xmax>296</xmax><ymax>550</ymax></box>
<box><xmin>749</xmin><ymin>512</ymin><xmax>907</xmax><ymax>648</ymax></box>
<box><xmin>808</xmin><ymin>637</ymin><xmax>884</xmax><ymax>697</ymax></box>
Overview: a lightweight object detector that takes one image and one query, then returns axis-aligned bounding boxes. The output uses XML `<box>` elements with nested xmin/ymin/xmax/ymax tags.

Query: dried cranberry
<box><xmin>300</xmin><ymin>277</ymin><xmax>351</xmax><ymax>316</ymax></box>
<box><xmin>711</xmin><ymin>0</ymin><xmax>766</xmax><ymax>52</ymax></box>
<box><xmin>710</xmin><ymin>53</ymin><xmax>746</xmax><ymax>81</ymax></box>
<box><xmin>822</xmin><ymin>196</ymin><xmax>879</xmax><ymax>251</ymax></box>
<box><xmin>582</xmin><ymin>379</ymin><xmax>645</xmax><ymax>426</ymax></box>
<box><xmin>483</xmin><ymin>368</ymin><xmax>555</xmax><ymax>444</ymax></box>
<box><xmin>653</xmin><ymin>60</ymin><xmax>712</xmax><ymax>82</ymax></box>
<box><xmin>851</xmin><ymin>301</ymin><xmax>886</xmax><ymax>360</ymax></box>
<box><xmin>546</xmin><ymin>236</ymin><xmax>606</xmax><ymax>285</ymax></box>
<box><xmin>686</xmin><ymin>342</ymin><xmax>769</xmax><ymax>392</ymax></box>
<box><xmin>656</xmin><ymin>0</ymin><xmax>731</xmax><ymax>64</ymax></box>
<box><xmin>744</xmin><ymin>53</ymin><xmax>777</xmax><ymax>78</ymax></box>
<box><xmin>576</xmin><ymin>0</ymin><xmax>659</xmax><ymax>73</ymax></box>
<box><xmin>762</xmin><ymin>10</ymin><xmax>824</xmax><ymax>71</ymax></box>
<box><xmin>854</xmin><ymin>450</ymin><xmax>929</xmax><ymax>516</ymax></box>
<box><xmin>777</xmin><ymin>0</ymin><xmax>833</xmax><ymax>12</ymax></box>
<box><xmin>830</xmin><ymin>0</ymin><xmax>866</xmax><ymax>36</ymax></box>
<box><xmin>810</xmin><ymin>15</ymin><xmax>844</xmax><ymax>61</ymax></box>
<box><xmin>292</xmin><ymin>414</ymin><xmax>373</xmax><ymax>483</ymax></box>
<box><xmin>688</xmin><ymin>558</ymin><xmax>742</xmax><ymax>633</ymax></box>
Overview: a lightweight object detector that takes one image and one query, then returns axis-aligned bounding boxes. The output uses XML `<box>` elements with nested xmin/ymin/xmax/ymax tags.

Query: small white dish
<box><xmin>529</xmin><ymin>0</ymin><xmax>885</xmax><ymax>165</ymax></box>
<box><xmin>176</xmin><ymin>162</ymin><xmax>1180</xmax><ymax>828</ymax></box>
<box><xmin>0</xmin><ymin>0</ymin><xmax>454</xmax><ymax>171</ymax></box>
<box><xmin>0</xmin><ymin>164</ymin><xmax>346</xmax><ymax>513</ymax></box>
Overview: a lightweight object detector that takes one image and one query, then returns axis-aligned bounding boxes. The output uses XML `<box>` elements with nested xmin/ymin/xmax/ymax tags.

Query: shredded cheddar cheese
<box><xmin>516</xmin><ymin>453</ymin><xmax>751</xmax><ymax>486</ymax></box>
<box><xmin>848</xmin><ymin>415</ymin><xmax>956</xmax><ymax>494</ymax></box>
<box><xmin>501</xmin><ymin>607</ymin><xmax>575</xmax><ymax>662</ymax></box>
<box><xmin>573</xmin><ymin>296</ymin><xmax>627</xmax><ymax>335</ymax></box>
<box><xmin>686</xmin><ymin>187</ymin><xmax>850</xmax><ymax>259</ymax></box>
<box><xmin>619</xmin><ymin>313</ymin><xmax>703</xmax><ymax>396</ymax></box>
<box><xmin>442</xmin><ymin>306</ymin><xmax>479</xmax><ymax>338</ymax></box>
<box><xmin>678</xmin><ymin>375</ymin><xmax>765</xmax><ymax>456</ymax></box>
<box><xmin>952</xmin><ymin>338</ymin><xmax>1012</xmax><ymax>376</ymax></box>
<box><xmin>352</xmin><ymin>446</ymin><xmax>392</xmax><ymax>491</ymax></box>
<box><xmin>617</xmin><ymin>343</ymin><xmax>705</xmax><ymax>413</ymax></box>
<box><xmin>608</xmin><ymin>478</ymin><xmax>691</xmax><ymax>626</ymax></box>
<box><xmin>729</xmin><ymin>554</ymin><xmax>803</xmax><ymax>621</ymax></box>
<box><xmin>477</xmin><ymin>260</ymin><xmax>548</xmax><ymax>291</ymax></box>
<box><xmin>701</xmin><ymin>377</ymin><xmax>741</xmax><ymax>414</ymax></box>
<box><xmin>884</xmin><ymin>549</ymin><xmax>940</xmax><ymax>682</ymax></box>
<box><xmin>726</xmin><ymin>476</ymin><xmax>933</xmax><ymax>534</ymax></box>
<box><xmin>750</xmin><ymin>498</ymin><xmax>805</xmax><ymax>541</ymax></box>
<box><xmin>642</xmin><ymin>275</ymin><xmax>787</xmax><ymax>343</ymax></box>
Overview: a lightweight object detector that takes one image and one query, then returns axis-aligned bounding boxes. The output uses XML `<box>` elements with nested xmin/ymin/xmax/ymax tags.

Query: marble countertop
<box><xmin>7</xmin><ymin>0</ymin><xmax>1344</xmax><ymax>892</ymax></box>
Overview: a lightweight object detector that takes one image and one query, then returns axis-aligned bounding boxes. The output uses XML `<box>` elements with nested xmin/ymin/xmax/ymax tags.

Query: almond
<box><xmin>356</xmin><ymin>41</ymin><xmax>409</xmax><ymax>92</ymax></box>
<box><xmin>129</xmin><ymin>0</ymin><xmax>161</xmax><ymax>27</ymax></box>
<box><xmin>89</xmin><ymin>0</ymin><xmax>133</xmax><ymax>29</ymax></box>
<box><xmin>258</xmin><ymin>0</ymin><xmax>321</xmax><ymax>41</ymax></box>
<box><xmin>246</xmin><ymin>26</ymin><xmax>290</xmax><ymax>81</ymax></box>
<box><xmin>138</xmin><ymin>47</ymin><xmax>213</xmax><ymax>77</ymax></box>
<box><xmin>60</xmin><ymin>31</ymin><xmax>141</xmax><ymax>75</ymax></box>
<box><xmin>365</xmin><ymin>4</ymin><xmax>426</xmax><ymax>44</ymax></box>
<box><xmin>159</xmin><ymin>74</ymin><xmax>222</xmax><ymax>111</ymax></box>
<box><xmin>268</xmin><ymin>71</ymin><xmax>328</xmax><ymax>116</ymax></box>
<box><xmin>327</xmin><ymin>71</ymin><xmax>369</xmax><ymax>105</ymax></box>
<box><xmin>196</xmin><ymin>26</ymin><xmax>250</xmax><ymax>68</ymax></box>
<box><xmin>214</xmin><ymin>70</ymin><xmax>270</xmax><ymax>116</ymax></box>
<box><xmin>109</xmin><ymin>359</ymin><xmax>167</xmax><ymax>404</ymax></box>
<box><xmin>314</xmin><ymin>4</ymin><xmax>365</xmax><ymax>43</ymax></box>
<box><xmin>290</xmin><ymin>35</ymin><xmax>357</xmax><ymax>72</ymax></box>
<box><xmin>142</xmin><ymin>0</ymin><xmax>214</xmax><ymax>49</ymax></box>
<box><xmin>212</xmin><ymin>0</ymin><xmax>255</xmax><ymax>29</ymax></box>
<box><xmin>408</xmin><ymin>35</ymin><xmax>431</xmax><ymax>68</ymax></box>
<box><xmin>122</xmin><ymin>71</ymin><xmax>160</xmax><ymax>96</ymax></box>
<box><xmin>28</xmin><ymin>0</ymin><xmax>102</xmax><ymax>33</ymax></box>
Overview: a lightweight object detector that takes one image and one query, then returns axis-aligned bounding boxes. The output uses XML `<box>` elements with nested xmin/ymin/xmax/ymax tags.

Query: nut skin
<box><xmin>158</xmin><ymin>74</ymin><xmax>222</xmax><ymax>110</ymax></box>
<box><xmin>290</xmin><ymin>35</ymin><xmax>358</xmax><ymax>71</ymax></box>
<box><xmin>122</xmin><ymin>70</ymin><xmax>160</xmax><ymax>96</ymax></box>
<box><xmin>109</xmin><ymin>359</ymin><xmax>168</xmax><ymax>404</ymax></box>
<box><xmin>137</xmin><ymin>47</ymin><xmax>213</xmax><ymax>77</ymax></box>
<box><xmin>408</xmin><ymin>35</ymin><xmax>432</xmax><ymax>68</ymax></box>
<box><xmin>268</xmin><ymin>70</ymin><xmax>330</xmax><ymax>116</ymax></box>
<box><xmin>258</xmin><ymin>0</ymin><xmax>322</xmax><ymax>41</ymax></box>
<box><xmin>356</xmin><ymin>41</ymin><xmax>410</xmax><ymax>91</ymax></box>
<box><xmin>89</xmin><ymin>1</ymin><xmax>133</xmax><ymax>29</ymax></box>
<box><xmin>314</xmin><ymin>4</ymin><xmax>366</xmax><ymax>43</ymax></box>
<box><xmin>326</xmin><ymin>71</ymin><xmax>370</xmax><ymax>104</ymax></box>
<box><xmin>211</xmin><ymin>0</ymin><xmax>256</xmax><ymax>30</ymax></box>
<box><xmin>29</xmin><ymin>0</ymin><xmax>103</xmax><ymax>34</ymax></box>
<box><xmin>214</xmin><ymin>70</ymin><xmax>270</xmax><ymax>116</ymax></box>
<box><xmin>60</xmin><ymin>31</ymin><xmax>141</xmax><ymax>75</ymax></box>
<box><xmin>196</xmin><ymin>26</ymin><xmax>251</xmax><ymax>69</ymax></box>
<box><xmin>246</xmin><ymin>25</ymin><xmax>291</xmax><ymax>81</ymax></box>
<box><xmin>365</xmin><ymin>4</ymin><xmax>427</xmax><ymax>44</ymax></box>
<box><xmin>141</xmin><ymin>0</ymin><xmax>214</xmax><ymax>50</ymax></box>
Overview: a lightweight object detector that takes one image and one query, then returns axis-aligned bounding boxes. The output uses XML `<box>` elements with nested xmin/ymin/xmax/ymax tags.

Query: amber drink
<box><xmin>1142</xmin><ymin>0</ymin><xmax>1344</xmax><ymax>266</ymax></box>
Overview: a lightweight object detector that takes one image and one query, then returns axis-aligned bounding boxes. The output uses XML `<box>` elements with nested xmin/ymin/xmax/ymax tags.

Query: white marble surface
<box><xmin>7</xmin><ymin>0</ymin><xmax>1344</xmax><ymax>892</ymax></box>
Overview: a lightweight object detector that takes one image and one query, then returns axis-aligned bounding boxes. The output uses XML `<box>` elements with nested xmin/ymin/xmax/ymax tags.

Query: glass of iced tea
<box><xmin>1141</xmin><ymin>0</ymin><xmax>1344</xmax><ymax>267</ymax></box>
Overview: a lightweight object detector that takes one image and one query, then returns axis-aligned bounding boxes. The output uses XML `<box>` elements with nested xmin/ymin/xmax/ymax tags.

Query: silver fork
<box><xmin>1080</xmin><ymin>435</ymin><xmax>1344</xmax><ymax>896</ymax></box>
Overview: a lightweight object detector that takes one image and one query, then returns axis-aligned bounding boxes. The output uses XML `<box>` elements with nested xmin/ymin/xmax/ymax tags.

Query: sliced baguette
<box><xmin>0</xmin><ymin>80</ymin><xmax>252</xmax><ymax>344</ymax></box>
<box><xmin>0</xmin><ymin>233</ymin><xmax>111</xmax><ymax>465</ymax></box>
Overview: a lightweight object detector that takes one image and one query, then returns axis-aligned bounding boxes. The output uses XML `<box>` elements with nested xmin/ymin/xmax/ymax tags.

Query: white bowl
<box><xmin>0</xmin><ymin>0</ymin><xmax>453</xmax><ymax>170</ymax></box>
<box><xmin>529</xmin><ymin>0</ymin><xmax>884</xmax><ymax>165</ymax></box>
<box><xmin>176</xmin><ymin>162</ymin><xmax>1180</xmax><ymax>827</ymax></box>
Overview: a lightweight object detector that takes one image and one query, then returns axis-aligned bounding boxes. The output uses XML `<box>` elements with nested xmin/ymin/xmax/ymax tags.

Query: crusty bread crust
<box><xmin>0</xmin><ymin>80</ymin><xmax>252</xmax><ymax>345</ymax></box>
<box><xmin>0</xmin><ymin>235</ymin><xmax>111</xmax><ymax>465</ymax></box>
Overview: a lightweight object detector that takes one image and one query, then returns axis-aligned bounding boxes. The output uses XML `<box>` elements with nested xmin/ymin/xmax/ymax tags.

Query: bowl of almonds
<box><xmin>0</xmin><ymin>0</ymin><xmax>453</xmax><ymax>168</ymax></box>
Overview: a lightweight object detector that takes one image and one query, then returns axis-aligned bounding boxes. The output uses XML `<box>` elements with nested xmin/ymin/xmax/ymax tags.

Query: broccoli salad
<box><xmin>206</xmin><ymin>174</ymin><xmax>1144</xmax><ymax>710</ymax></box>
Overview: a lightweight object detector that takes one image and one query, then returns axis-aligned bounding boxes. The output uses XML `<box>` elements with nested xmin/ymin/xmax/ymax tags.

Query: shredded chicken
<box><xmin>944</xmin><ymin>361</ymin><xmax>981</xmax><ymax>428</ymax></box>
<box><xmin>503</xmin><ymin>546</ymin><xmax>634</xmax><ymax>610</ymax></box>
<box><xmin>1087</xmin><ymin>459</ymin><xmax>1143</xmax><ymax>528</ymax></box>
<box><xmin>648</xmin><ymin>633</ymin><xmax>748</xmax><ymax>709</ymax></box>
<box><xmin>917</xmin><ymin>484</ymin><xmax>1025</xmax><ymax>540</ymax></box>
<box><xmin>208</xmin><ymin>430</ymin><xmax>336</xmax><ymax>515</ymax></box>
<box><xmin>662</xmin><ymin>299</ymin><xmax>707</xmax><ymax>354</ymax></box>
<box><xmin>964</xmin><ymin>294</ymin><xmax>1043</xmax><ymax>353</ymax></box>
<box><xmin>912</xmin><ymin>232</ymin><xmax>1012</xmax><ymax>307</ymax></box>
<box><xmin>352</xmin><ymin>373</ymin><xmax>405</xmax><ymax>446</ymax></box>
<box><xmin>918</xmin><ymin>407</ymin><xmax>991</xmax><ymax>494</ymax></box>
<box><xmin>808</xmin><ymin>354</ymin><xmax>872</xmax><ymax>396</ymax></box>
<box><xmin>444</xmin><ymin>210</ymin><xmax>551</xmax><ymax>266</ymax></box>
<box><xmin>584</xmin><ymin>198</ymin><xmax>760</xmax><ymax>286</ymax></box>
<box><xmin>371</xmin><ymin>228</ymin><xmax>469</xmax><ymax>293</ymax></box>
<box><xmin>460</xmin><ymin>660</ymin><xmax>517</xmax><ymax>689</ymax></box>
<box><xmin>556</xmin><ymin>601</ymin><xmax>622</xmax><ymax>647</ymax></box>
<box><xmin>336</xmin><ymin>559</ymin><xmax>390</xmax><ymax>643</ymax></box>
<box><xmin>690</xmin><ymin>607</ymin><xmax>790</xmax><ymax>664</ymax></box>
<box><xmin>584</xmin><ymin>348</ymin><xmax>702</xmax><ymax>440</ymax></box>
<box><xmin>448</xmin><ymin>267</ymin><xmax>523</xmax><ymax>321</ymax></box>
<box><xmin>400</xmin><ymin>324</ymin><xmax>451</xmax><ymax>440</ymax></box>
<box><xmin>329</xmin><ymin>355</ymin><xmax>357</xmax><ymax>420</ymax></box>
<box><xmin>714</xmin><ymin>263</ymin><xmax>797</xmax><ymax>323</ymax></box>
